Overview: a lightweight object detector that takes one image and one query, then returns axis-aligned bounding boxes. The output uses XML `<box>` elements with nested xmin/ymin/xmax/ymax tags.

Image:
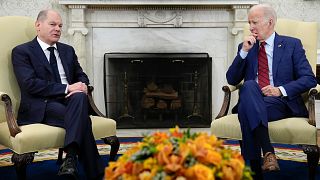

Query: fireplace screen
<box><xmin>104</xmin><ymin>53</ymin><xmax>212</xmax><ymax>128</ymax></box>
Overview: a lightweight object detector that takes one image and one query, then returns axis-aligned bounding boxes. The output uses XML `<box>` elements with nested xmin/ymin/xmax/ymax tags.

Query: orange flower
<box><xmin>156</xmin><ymin>144</ymin><xmax>173</xmax><ymax>165</ymax></box>
<box><xmin>178</xmin><ymin>143</ymin><xmax>191</xmax><ymax>163</ymax></box>
<box><xmin>170</xmin><ymin>126</ymin><xmax>184</xmax><ymax>138</ymax></box>
<box><xmin>132</xmin><ymin>162</ymin><xmax>144</xmax><ymax>175</ymax></box>
<box><xmin>184</xmin><ymin>164</ymin><xmax>215</xmax><ymax>180</ymax></box>
<box><xmin>152</xmin><ymin>132</ymin><xmax>169</xmax><ymax>144</ymax></box>
<box><xmin>206</xmin><ymin>150</ymin><xmax>223</xmax><ymax>166</ymax></box>
<box><xmin>164</xmin><ymin>154</ymin><xmax>183</xmax><ymax>173</ymax></box>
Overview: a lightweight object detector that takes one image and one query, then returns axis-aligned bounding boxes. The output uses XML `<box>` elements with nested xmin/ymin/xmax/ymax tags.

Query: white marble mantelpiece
<box><xmin>59</xmin><ymin>0</ymin><xmax>259</xmax><ymax>118</ymax></box>
<box><xmin>59</xmin><ymin>0</ymin><xmax>259</xmax><ymax>6</ymax></box>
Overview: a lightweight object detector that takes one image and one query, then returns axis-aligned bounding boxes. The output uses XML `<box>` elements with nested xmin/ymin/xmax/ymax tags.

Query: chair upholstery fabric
<box><xmin>212</xmin><ymin>115</ymin><xmax>317</xmax><ymax>145</ymax></box>
<box><xmin>0</xmin><ymin>16</ymin><xmax>118</xmax><ymax>155</ymax></box>
<box><xmin>211</xmin><ymin>19</ymin><xmax>318</xmax><ymax>145</ymax></box>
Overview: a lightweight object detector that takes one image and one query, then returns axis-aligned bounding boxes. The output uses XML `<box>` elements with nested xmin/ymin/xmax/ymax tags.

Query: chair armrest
<box><xmin>87</xmin><ymin>86</ymin><xmax>106</xmax><ymax>118</ymax></box>
<box><xmin>0</xmin><ymin>92</ymin><xmax>21</xmax><ymax>137</ymax></box>
<box><xmin>308</xmin><ymin>84</ymin><xmax>320</xmax><ymax>126</ymax></box>
<box><xmin>215</xmin><ymin>84</ymin><xmax>242</xmax><ymax>119</ymax></box>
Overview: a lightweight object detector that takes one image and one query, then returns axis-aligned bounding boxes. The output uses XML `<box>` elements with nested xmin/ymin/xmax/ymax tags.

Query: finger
<box><xmin>65</xmin><ymin>90</ymin><xmax>84</xmax><ymax>98</ymax></box>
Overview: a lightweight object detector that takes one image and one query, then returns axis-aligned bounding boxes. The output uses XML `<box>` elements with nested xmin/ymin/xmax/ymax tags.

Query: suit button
<box><xmin>44</xmin><ymin>100</ymin><xmax>47</xmax><ymax>103</ymax></box>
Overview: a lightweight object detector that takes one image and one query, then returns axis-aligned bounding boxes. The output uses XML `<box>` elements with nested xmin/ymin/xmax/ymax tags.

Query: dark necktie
<box><xmin>258</xmin><ymin>41</ymin><xmax>270</xmax><ymax>89</ymax></box>
<box><xmin>47</xmin><ymin>47</ymin><xmax>61</xmax><ymax>83</ymax></box>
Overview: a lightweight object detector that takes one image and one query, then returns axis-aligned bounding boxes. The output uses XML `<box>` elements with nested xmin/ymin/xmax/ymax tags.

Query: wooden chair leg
<box><xmin>302</xmin><ymin>145</ymin><xmax>320</xmax><ymax>180</ymax></box>
<box><xmin>103</xmin><ymin>136</ymin><xmax>120</xmax><ymax>161</ymax></box>
<box><xmin>11</xmin><ymin>152</ymin><xmax>35</xmax><ymax>180</ymax></box>
<box><xmin>57</xmin><ymin>148</ymin><xmax>64</xmax><ymax>165</ymax></box>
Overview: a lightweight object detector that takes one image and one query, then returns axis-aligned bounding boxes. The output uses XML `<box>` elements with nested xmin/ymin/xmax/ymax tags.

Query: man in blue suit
<box><xmin>12</xmin><ymin>10</ymin><xmax>104</xmax><ymax>179</ymax></box>
<box><xmin>227</xmin><ymin>4</ymin><xmax>317</xmax><ymax>179</ymax></box>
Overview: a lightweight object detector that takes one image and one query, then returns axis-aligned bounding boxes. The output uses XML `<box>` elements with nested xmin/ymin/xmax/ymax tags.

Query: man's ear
<box><xmin>35</xmin><ymin>21</ymin><xmax>40</xmax><ymax>31</ymax></box>
<box><xmin>269</xmin><ymin>19</ymin><xmax>274</xmax><ymax>26</ymax></box>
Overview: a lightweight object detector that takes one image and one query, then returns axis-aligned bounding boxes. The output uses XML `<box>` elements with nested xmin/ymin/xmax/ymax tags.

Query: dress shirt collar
<box><xmin>37</xmin><ymin>37</ymin><xmax>57</xmax><ymax>51</ymax></box>
<box><xmin>262</xmin><ymin>32</ymin><xmax>275</xmax><ymax>48</ymax></box>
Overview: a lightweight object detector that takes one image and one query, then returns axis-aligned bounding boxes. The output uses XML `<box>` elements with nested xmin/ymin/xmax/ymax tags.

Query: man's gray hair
<box><xmin>36</xmin><ymin>10</ymin><xmax>49</xmax><ymax>22</ymax></box>
<box><xmin>250</xmin><ymin>4</ymin><xmax>277</xmax><ymax>25</ymax></box>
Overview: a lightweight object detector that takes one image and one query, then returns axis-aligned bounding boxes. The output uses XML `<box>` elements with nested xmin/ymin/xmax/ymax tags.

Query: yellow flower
<box><xmin>139</xmin><ymin>171</ymin><xmax>152</xmax><ymax>180</ymax></box>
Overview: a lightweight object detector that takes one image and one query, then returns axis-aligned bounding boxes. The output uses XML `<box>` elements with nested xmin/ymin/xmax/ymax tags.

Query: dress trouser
<box><xmin>44</xmin><ymin>92</ymin><xmax>104</xmax><ymax>179</ymax></box>
<box><xmin>237</xmin><ymin>80</ymin><xmax>291</xmax><ymax>160</ymax></box>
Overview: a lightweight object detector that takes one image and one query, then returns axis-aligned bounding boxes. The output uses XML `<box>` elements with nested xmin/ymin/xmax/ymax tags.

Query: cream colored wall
<box><xmin>1</xmin><ymin>0</ymin><xmax>320</xmax><ymax>47</ymax></box>
<box><xmin>0</xmin><ymin>0</ymin><xmax>69</xmax><ymax>43</ymax></box>
<box><xmin>1</xmin><ymin>0</ymin><xmax>319</xmax><ymax>54</ymax></box>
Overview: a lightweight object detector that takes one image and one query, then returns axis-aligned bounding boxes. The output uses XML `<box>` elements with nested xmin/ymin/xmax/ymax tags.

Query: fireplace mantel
<box><xmin>59</xmin><ymin>0</ymin><xmax>258</xmax><ymax>6</ymax></box>
<box><xmin>59</xmin><ymin>0</ymin><xmax>259</xmax><ymax>119</ymax></box>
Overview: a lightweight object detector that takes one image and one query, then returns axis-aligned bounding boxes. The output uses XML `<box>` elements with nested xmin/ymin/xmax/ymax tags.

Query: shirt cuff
<box><xmin>278</xmin><ymin>86</ymin><xmax>287</xmax><ymax>96</ymax></box>
<box><xmin>239</xmin><ymin>49</ymin><xmax>248</xmax><ymax>59</ymax></box>
<box><xmin>65</xmin><ymin>84</ymin><xmax>69</xmax><ymax>94</ymax></box>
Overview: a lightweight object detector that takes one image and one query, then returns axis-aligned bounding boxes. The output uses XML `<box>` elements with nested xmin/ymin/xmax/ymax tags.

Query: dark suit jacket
<box><xmin>12</xmin><ymin>37</ymin><xmax>89</xmax><ymax>125</ymax></box>
<box><xmin>226</xmin><ymin>33</ymin><xmax>317</xmax><ymax>117</ymax></box>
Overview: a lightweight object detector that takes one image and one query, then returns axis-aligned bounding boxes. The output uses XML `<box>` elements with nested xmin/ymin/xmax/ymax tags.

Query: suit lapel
<box><xmin>56</xmin><ymin>43</ymin><xmax>71</xmax><ymax>83</ymax></box>
<box><xmin>30</xmin><ymin>38</ymin><xmax>53</xmax><ymax>74</ymax></box>
<box><xmin>272</xmin><ymin>33</ymin><xmax>285</xmax><ymax>79</ymax></box>
<box><xmin>250</xmin><ymin>43</ymin><xmax>259</xmax><ymax>79</ymax></box>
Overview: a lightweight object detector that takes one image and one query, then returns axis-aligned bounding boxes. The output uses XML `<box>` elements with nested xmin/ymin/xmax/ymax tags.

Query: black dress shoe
<box><xmin>57</xmin><ymin>156</ymin><xmax>78</xmax><ymax>179</ymax></box>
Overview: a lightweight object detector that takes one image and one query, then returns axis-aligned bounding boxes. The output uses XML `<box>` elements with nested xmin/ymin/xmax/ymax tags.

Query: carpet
<box><xmin>0</xmin><ymin>137</ymin><xmax>142</xmax><ymax>167</ymax></box>
<box><xmin>0</xmin><ymin>138</ymin><xmax>319</xmax><ymax>180</ymax></box>
<box><xmin>0</xmin><ymin>138</ymin><xmax>309</xmax><ymax>167</ymax></box>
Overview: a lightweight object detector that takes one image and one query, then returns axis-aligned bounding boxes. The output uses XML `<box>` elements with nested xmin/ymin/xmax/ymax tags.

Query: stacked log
<box><xmin>141</xmin><ymin>81</ymin><xmax>181</xmax><ymax>110</ymax></box>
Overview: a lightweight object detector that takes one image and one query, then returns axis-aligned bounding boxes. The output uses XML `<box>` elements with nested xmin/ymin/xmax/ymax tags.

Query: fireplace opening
<box><xmin>104</xmin><ymin>53</ymin><xmax>212</xmax><ymax>128</ymax></box>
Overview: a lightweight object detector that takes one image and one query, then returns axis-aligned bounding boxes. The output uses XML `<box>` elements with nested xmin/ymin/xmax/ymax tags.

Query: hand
<box><xmin>242</xmin><ymin>35</ymin><xmax>257</xmax><ymax>52</ymax></box>
<box><xmin>65</xmin><ymin>90</ymin><xmax>85</xmax><ymax>98</ymax></box>
<box><xmin>68</xmin><ymin>82</ymin><xmax>87</xmax><ymax>94</ymax></box>
<box><xmin>261</xmin><ymin>85</ymin><xmax>282</xmax><ymax>97</ymax></box>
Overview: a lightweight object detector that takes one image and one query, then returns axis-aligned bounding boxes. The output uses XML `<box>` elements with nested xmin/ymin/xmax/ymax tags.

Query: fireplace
<box><xmin>59</xmin><ymin>0</ymin><xmax>259</xmax><ymax>122</ymax></box>
<box><xmin>104</xmin><ymin>53</ymin><xmax>211</xmax><ymax>128</ymax></box>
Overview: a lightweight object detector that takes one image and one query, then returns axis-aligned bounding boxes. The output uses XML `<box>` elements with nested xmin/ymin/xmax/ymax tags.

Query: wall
<box><xmin>1</xmin><ymin>0</ymin><xmax>319</xmax><ymax>47</ymax></box>
<box><xmin>1</xmin><ymin>0</ymin><xmax>320</xmax><ymax>117</ymax></box>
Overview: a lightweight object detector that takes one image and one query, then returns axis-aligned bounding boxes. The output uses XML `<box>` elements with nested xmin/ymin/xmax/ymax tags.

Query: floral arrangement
<box><xmin>105</xmin><ymin>127</ymin><xmax>252</xmax><ymax>180</ymax></box>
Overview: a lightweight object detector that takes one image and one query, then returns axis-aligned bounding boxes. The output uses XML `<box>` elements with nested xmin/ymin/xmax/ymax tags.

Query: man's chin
<box><xmin>51</xmin><ymin>38</ymin><xmax>60</xmax><ymax>44</ymax></box>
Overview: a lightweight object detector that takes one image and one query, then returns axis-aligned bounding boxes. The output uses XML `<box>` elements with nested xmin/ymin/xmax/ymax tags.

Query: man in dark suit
<box><xmin>12</xmin><ymin>9</ymin><xmax>104</xmax><ymax>179</ymax></box>
<box><xmin>227</xmin><ymin>4</ymin><xmax>317</xmax><ymax>179</ymax></box>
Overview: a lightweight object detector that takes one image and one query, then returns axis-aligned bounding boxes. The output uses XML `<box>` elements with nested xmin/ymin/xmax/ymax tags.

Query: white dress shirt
<box><xmin>239</xmin><ymin>32</ymin><xmax>287</xmax><ymax>96</ymax></box>
<box><xmin>37</xmin><ymin>37</ymin><xmax>69</xmax><ymax>93</ymax></box>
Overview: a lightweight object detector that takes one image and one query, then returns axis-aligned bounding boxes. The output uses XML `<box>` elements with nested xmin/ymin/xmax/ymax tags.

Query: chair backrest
<box><xmin>243</xmin><ymin>18</ymin><xmax>318</xmax><ymax>74</ymax></box>
<box><xmin>0</xmin><ymin>16</ymin><xmax>36</xmax><ymax>123</ymax></box>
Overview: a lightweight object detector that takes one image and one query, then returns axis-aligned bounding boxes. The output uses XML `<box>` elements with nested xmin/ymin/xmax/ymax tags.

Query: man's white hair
<box><xmin>249</xmin><ymin>4</ymin><xmax>277</xmax><ymax>25</ymax></box>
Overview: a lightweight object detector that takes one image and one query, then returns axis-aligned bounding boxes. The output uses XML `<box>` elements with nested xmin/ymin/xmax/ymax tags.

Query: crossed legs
<box><xmin>44</xmin><ymin>92</ymin><xmax>104</xmax><ymax>179</ymax></box>
<box><xmin>238</xmin><ymin>80</ymin><xmax>291</xmax><ymax>179</ymax></box>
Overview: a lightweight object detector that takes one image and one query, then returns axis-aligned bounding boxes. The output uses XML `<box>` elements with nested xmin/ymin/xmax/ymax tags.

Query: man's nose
<box><xmin>249</xmin><ymin>25</ymin><xmax>254</xmax><ymax>32</ymax></box>
<box><xmin>55</xmin><ymin>26</ymin><xmax>61</xmax><ymax>31</ymax></box>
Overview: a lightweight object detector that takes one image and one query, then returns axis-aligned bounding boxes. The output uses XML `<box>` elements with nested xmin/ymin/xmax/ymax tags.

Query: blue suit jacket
<box><xmin>226</xmin><ymin>33</ymin><xmax>317</xmax><ymax>117</ymax></box>
<box><xmin>12</xmin><ymin>37</ymin><xmax>89</xmax><ymax>125</ymax></box>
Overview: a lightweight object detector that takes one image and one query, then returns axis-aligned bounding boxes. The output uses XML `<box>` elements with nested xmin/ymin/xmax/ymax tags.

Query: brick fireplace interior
<box><xmin>104</xmin><ymin>53</ymin><xmax>212</xmax><ymax>128</ymax></box>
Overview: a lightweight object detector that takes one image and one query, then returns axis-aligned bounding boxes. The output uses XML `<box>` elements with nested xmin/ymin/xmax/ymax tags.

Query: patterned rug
<box><xmin>0</xmin><ymin>138</ymin><xmax>308</xmax><ymax>167</ymax></box>
<box><xmin>223</xmin><ymin>141</ymin><xmax>308</xmax><ymax>162</ymax></box>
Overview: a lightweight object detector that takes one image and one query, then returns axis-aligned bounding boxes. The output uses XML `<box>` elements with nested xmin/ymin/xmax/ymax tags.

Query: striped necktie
<box><xmin>258</xmin><ymin>41</ymin><xmax>270</xmax><ymax>89</ymax></box>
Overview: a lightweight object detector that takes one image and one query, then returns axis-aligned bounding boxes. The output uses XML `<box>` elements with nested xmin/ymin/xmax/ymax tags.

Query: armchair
<box><xmin>0</xmin><ymin>16</ymin><xmax>119</xmax><ymax>179</ymax></box>
<box><xmin>211</xmin><ymin>19</ymin><xmax>319</xmax><ymax>179</ymax></box>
